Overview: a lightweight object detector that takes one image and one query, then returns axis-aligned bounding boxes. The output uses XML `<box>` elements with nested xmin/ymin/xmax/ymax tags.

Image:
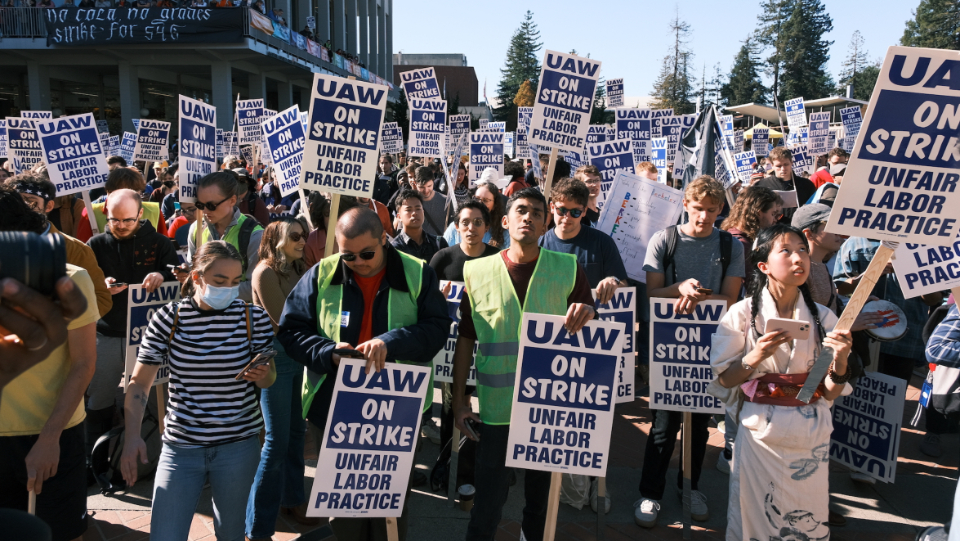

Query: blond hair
<box><xmin>684</xmin><ymin>175</ymin><xmax>725</xmax><ymax>205</ymax></box>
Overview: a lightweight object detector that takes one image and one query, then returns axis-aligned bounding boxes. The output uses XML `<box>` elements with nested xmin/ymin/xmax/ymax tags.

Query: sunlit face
<box><xmin>107</xmin><ymin>198</ymin><xmax>143</xmax><ymax>240</ymax></box>
<box><xmin>581</xmin><ymin>173</ymin><xmax>601</xmax><ymax>197</ymax></box>
<box><xmin>759</xmin><ymin>204</ymin><xmax>782</xmax><ymax>229</ymax></box>
<box><xmin>682</xmin><ymin>197</ymin><xmax>722</xmax><ymax>236</ymax></box>
<box><xmin>19</xmin><ymin>193</ymin><xmax>48</xmax><ymax>214</ymax></box>
<box><xmin>398</xmin><ymin>197</ymin><xmax>424</xmax><ymax>230</ymax></box>
<box><xmin>505</xmin><ymin>197</ymin><xmax>546</xmax><ymax>245</ymax></box>
<box><xmin>196</xmin><ymin>185</ymin><xmax>237</xmax><ymax>225</ymax></box>
<box><xmin>379</xmin><ymin>156</ymin><xmax>391</xmax><ymax>172</ymax></box>
<box><xmin>456</xmin><ymin>167</ymin><xmax>466</xmax><ymax>185</ymax></box>
<box><xmin>829</xmin><ymin>154</ymin><xmax>847</xmax><ymax>166</ymax></box>
<box><xmin>550</xmin><ymin>197</ymin><xmax>584</xmax><ymax>236</ymax></box>
<box><xmin>759</xmin><ymin>233</ymin><xmax>810</xmax><ymax>287</ymax></box>
<box><xmin>180</xmin><ymin>202</ymin><xmax>197</xmax><ymax>222</ymax></box>
<box><xmin>280</xmin><ymin>222</ymin><xmax>306</xmax><ymax>261</ymax></box>
<box><xmin>639</xmin><ymin>169</ymin><xmax>658</xmax><ymax>182</ymax></box>
<box><xmin>416</xmin><ymin>177</ymin><xmax>435</xmax><ymax>199</ymax></box>
<box><xmin>336</xmin><ymin>231</ymin><xmax>386</xmax><ymax>277</ymax></box>
<box><xmin>194</xmin><ymin>258</ymin><xmax>243</xmax><ymax>294</ymax></box>
<box><xmin>772</xmin><ymin>158</ymin><xmax>793</xmax><ymax>180</ymax></box>
<box><xmin>456</xmin><ymin>207</ymin><xmax>488</xmax><ymax>247</ymax></box>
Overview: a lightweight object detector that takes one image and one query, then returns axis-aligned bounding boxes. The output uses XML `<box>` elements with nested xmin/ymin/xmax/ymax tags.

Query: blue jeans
<box><xmin>151</xmin><ymin>436</ymin><xmax>260</xmax><ymax>541</ymax></box>
<box><xmin>246</xmin><ymin>341</ymin><xmax>307</xmax><ymax>538</ymax></box>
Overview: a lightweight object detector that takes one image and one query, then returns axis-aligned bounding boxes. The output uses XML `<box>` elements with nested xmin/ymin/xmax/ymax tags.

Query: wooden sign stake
<box><xmin>385</xmin><ymin>516</ymin><xmax>400</xmax><ymax>541</ymax></box>
<box><xmin>82</xmin><ymin>191</ymin><xmax>100</xmax><ymax>236</ymax></box>
<box><xmin>449</xmin><ymin>425</ymin><xmax>460</xmax><ymax>507</ymax></box>
<box><xmin>324</xmin><ymin>194</ymin><xmax>341</xmax><ymax>258</ymax></box>
<box><xmin>681</xmin><ymin>411</ymin><xmax>693</xmax><ymax>539</ymax></box>
<box><xmin>542</xmin><ymin>147</ymin><xmax>560</xmax><ymax>201</ymax></box>
<box><xmin>543</xmin><ymin>471</ymin><xmax>562</xmax><ymax>541</ymax></box>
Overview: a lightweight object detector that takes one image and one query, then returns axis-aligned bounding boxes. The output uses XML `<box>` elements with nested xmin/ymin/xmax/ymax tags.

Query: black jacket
<box><xmin>87</xmin><ymin>220</ymin><xmax>178</xmax><ymax>336</ymax></box>
<box><xmin>754</xmin><ymin>173</ymin><xmax>816</xmax><ymax>224</ymax></box>
<box><xmin>277</xmin><ymin>243</ymin><xmax>450</xmax><ymax>427</ymax></box>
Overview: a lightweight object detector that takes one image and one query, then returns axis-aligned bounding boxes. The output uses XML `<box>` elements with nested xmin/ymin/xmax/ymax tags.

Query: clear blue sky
<box><xmin>394</xmin><ymin>0</ymin><xmax>918</xmax><ymax>104</ymax></box>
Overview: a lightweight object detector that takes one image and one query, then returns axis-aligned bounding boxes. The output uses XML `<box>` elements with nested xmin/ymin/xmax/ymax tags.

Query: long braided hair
<box><xmin>748</xmin><ymin>224</ymin><xmax>826</xmax><ymax>353</ymax></box>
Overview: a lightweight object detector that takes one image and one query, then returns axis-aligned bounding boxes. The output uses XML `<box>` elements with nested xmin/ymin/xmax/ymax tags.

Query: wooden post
<box><xmin>27</xmin><ymin>490</ymin><xmax>36</xmax><ymax>515</ymax></box>
<box><xmin>541</xmin><ymin>147</ymin><xmax>560</xmax><ymax>201</ymax></box>
<box><xmin>299</xmin><ymin>188</ymin><xmax>315</xmax><ymax>231</ymax></box>
<box><xmin>448</xmin><ymin>425</ymin><xmax>460</xmax><ymax>507</ymax></box>
<box><xmin>596</xmin><ymin>477</ymin><xmax>606</xmax><ymax>540</ymax></box>
<box><xmin>156</xmin><ymin>383</ymin><xmax>166</xmax><ymax>434</ymax></box>
<box><xmin>81</xmin><ymin>191</ymin><xmax>100</xmax><ymax>236</ymax></box>
<box><xmin>325</xmin><ymin>194</ymin><xmax>341</xmax><ymax>258</ymax></box>
<box><xmin>385</xmin><ymin>516</ymin><xmax>400</xmax><ymax>541</ymax></box>
<box><xmin>194</xmin><ymin>210</ymin><xmax>203</xmax><ymax>256</ymax></box>
<box><xmin>835</xmin><ymin>244</ymin><xmax>897</xmax><ymax>330</ymax></box>
<box><xmin>543</xmin><ymin>471</ymin><xmax>562</xmax><ymax>541</ymax></box>
<box><xmin>681</xmin><ymin>411</ymin><xmax>693</xmax><ymax>540</ymax></box>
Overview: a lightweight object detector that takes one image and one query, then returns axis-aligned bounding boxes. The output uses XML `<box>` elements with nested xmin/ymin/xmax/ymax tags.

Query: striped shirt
<box><xmin>138</xmin><ymin>298</ymin><xmax>273</xmax><ymax>447</ymax></box>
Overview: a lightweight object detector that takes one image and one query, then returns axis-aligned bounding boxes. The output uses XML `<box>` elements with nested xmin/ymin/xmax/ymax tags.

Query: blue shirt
<box><xmin>539</xmin><ymin>226</ymin><xmax>627</xmax><ymax>288</ymax></box>
<box><xmin>927</xmin><ymin>304</ymin><xmax>960</xmax><ymax>368</ymax></box>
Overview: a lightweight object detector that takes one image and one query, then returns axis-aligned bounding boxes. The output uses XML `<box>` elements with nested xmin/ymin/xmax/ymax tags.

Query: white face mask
<box><xmin>200</xmin><ymin>284</ymin><xmax>239</xmax><ymax>310</ymax></box>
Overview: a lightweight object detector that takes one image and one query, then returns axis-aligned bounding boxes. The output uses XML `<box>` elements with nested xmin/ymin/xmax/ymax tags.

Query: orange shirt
<box><xmin>353</xmin><ymin>266</ymin><xmax>385</xmax><ymax>345</ymax></box>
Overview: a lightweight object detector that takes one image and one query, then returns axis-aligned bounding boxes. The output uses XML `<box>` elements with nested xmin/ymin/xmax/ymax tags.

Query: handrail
<box><xmin>0</xmin><ymin>7</ymin><xmax>48</xmax><ymax>39</ymax></box>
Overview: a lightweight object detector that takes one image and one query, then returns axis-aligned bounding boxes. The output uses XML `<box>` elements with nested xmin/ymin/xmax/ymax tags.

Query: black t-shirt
<box><xmin>429</xmin><ymin>243</ymin><xmax>501</xmax><ymax>282</ymax></box>
<box><xmin>584</xmin><ymin>207</ymin><xmax>600</xmax><ymax>227</ymax></box>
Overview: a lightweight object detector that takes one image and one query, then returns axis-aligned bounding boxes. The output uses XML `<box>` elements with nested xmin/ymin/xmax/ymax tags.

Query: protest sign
<box><xmin>308</xmin><ymin>359</ymin><xmax>429</xmax><ymax>517</ymax></box>
<box><xmin>223</xmin><ymin>131</ymin><xmax>239</xmax><ymax>156</ymax></box>
<box><xmin>648</xmin><ymin>299</ymin><xmax>726</xmax><ymax>413</ymax></box>
<box><xmin>829</xmin><ymin>371</ymin><xmax>905</xmax><ymax>483</ymax></box>
<box><xmin>840</xmin><ymin>105</ymin><xmax>863</xmax><ymax>138</ymax></box>
<box><xmin>826</xmin><ymin>47</ymin><xmax>960</xmax><ymax>245</ymax></box>
<box><xmin>562</xmin><ymin>148</ymin><xmax>586</xmax><ymax>169</ymax></box>
<box><xmin>44</xmin><ymin>7</ymin><xmax>243</xmax><ymax>45</ymax></box>
<box><xmin>22</xmin><ymin>111</ymin><xmax>52</xmax><ymax>119</ymax></box>
<box><xmin>123</xmin><ymin>282</ymin><xmax>180</xmax><ymax>389</ymax></box>
<box><xmin>733</xmin><ymin>130</ymin><xmax>745</xmax><ymax>153</ymax></box>
<box><xmin>616</xmin><ymin>108</ymin><xmax>652</xmax><ymax>163</ymax></box>
<box><xmin>734</xmin><ymin>150</ymin><xmax>757</xmax><ymax>184</ymax></box>
<box><xmin>36</xmin><ymin>113</ymin><xmax>109</xmax><ymax>197</ymax></box>
<box><xmin>752</xmin><ymin>127</ymin><xmax>769</xmax><ymax>155</ymax></box>
<box><xmin>791</xmin><ymin>144</ymin><xmax>813</xmax><ymax>176</ymax></box>
<box><xmin>433</xmin><ymin>281</ymin><xmax>476</xmax><ymax>385</ymax></box>
<box><xmin>595</xmin><ymin>170</ymin><xmax>684</xmax><ymax>282</ymax></box>
<box><xmin>593</xmin><ymin>287</ymin><xmax>636</xmax><ymax>403</ymax></box>
<box><xmin>719</xmin><ymin>114</ymin><xmax>735</xmax><ymax>150</ymax></box>
<box><xmin>605</xmin><ymin>78</ymin><xmax>624</xmax><ymax>108</ymax></box>
<box><xmin>650</xmin><ymin>137</ymin><xmax>669</xmax><ymax>184</ymax></box>
<box><xmin>399</xmin><ymin>67</ymin><xmax>441</xmax><ymax>100</ymax></box>
<box><xmin>263</xmin><ymin>105</ymin><xmax>305</xmax><ymax>197</ymax></box>
<box><xmin>133</xmin><ymin>119</ymin><xmax>170</xmax><ymax>162</ymax></box>
<box><xmin>809</xmin><ymin>111</ymin><xmax>831</xmax><ymax>155</ymax></box>
<box><xmin>132</xmin><ymin>119</ymin><xmax>140</xmax><ymax>132</ymax></box>
<box><xmin>891</xmin><ymin>233</ymin><xmax>960</xmax><ymax>298</ymax></box>
<box><xmin>659</xmin><ymin>115</ymin><xmax>685</xmax><ymax>162</ymax></box>
<box><xmin>380</xmin><ymin>122</ymin><xmax>403</xmax><ymax>154</ymax></box>
<box><xmin>120</xmin><ymin>133</ymin><xmax>135</xmax><ymax>162</ymax></box>
<box><xmin>300</xmin><ymin>74</ymin><xmax>388</xmax><ymax>198</ymax></box>
<box><xmin>215</xmin><ymin>128</ymin><xmax>224</xmax><ymax>159</ymax></box>
<box><xmin>586</xmin><ymin>125</ymin><xmax>608</xmax><ymax>145</ymax></box>
<box><xmin>827</xmin><ymin>130</ymin><xmax>837</xmax><ymax>151</ymax></box>
<box><xmin>449</xmin><ymin>114</ymin><xmax>471</xmax><ymax>138</ymax></box>
<box><xmin>650</xmin><ymin>109</ymin><xmax>674</xmax><ymax>139</ymax></box>
<box><xmin>529</xmin><ymin>50</ymin><xmax>601</xmax><ymax>152</ymax></box>
<box><xmin>0</xmin><ymin>120</ymin><xmax>7</xmax><ymax>159</ymax></box>
<box><xmin>587</xmin><ymin>139</ymin><xmax>635</xmax><ymax>210</ymax></box>
<box><xmin>712</xmin><ymin>130</ymin><xmax>738</xmax><ymax>189</ymax></box>
<box><xmin>6</xmin><ymin>117</ymin><xmax>43</xmax><ymax>173</ymax></box>
<box><xmin>259</xmin><ymin>109</ymin><xmax>278</xmax><ymax>166</ymax></box>
<box><xmin>504</xmin><ymin>313</ymin><xmax>624</xmax><ymax>476</ymax></box>
<box><xmin>516</xmin><ymin>107</ymin><xmax>533</xmax><ymax>159</ymax></box>
<box><xmin>98</xmin><ymin>131</ymin><xmax>111</xmax><ymax>159</ymax></box>
<box><xmin>478</xmin><ymin>119</ymin><xmax>488</xmax><ymax>130</ymax></box>
<box><xmin>237</xmin><ymin>98</ymin><xmax>265</xmax><ymax>145</ymax></box>
<box><xmin>407</xmin><ymin>98</ymin><xmax>447</xmax><ymax>159</ymax></box>
<box><xmin>468</xmin><ymin>131</ymin><xmax>504</xmax><ymax>183</ymax></box>
<box><xmin>504</xmin><ymin>131</ymin><xmax>515</xmax><ymax>158</ymax></box>
<box><xmin>785</xmin><ymin>97</ymin><xmax>807</xmax><ymax>129</ymax></box>
<box><xmin>178</xmin><ymin>96</ymin><xmax>216</xmax><ymax>203</ymax></box>
<box><xmin>485</xmin><ymin>121</ymin><xmax>506</xmax><ymax>133</ymax></box>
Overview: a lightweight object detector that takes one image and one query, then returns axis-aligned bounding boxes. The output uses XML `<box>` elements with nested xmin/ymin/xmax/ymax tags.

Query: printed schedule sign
<box><xmin>301</xmin><ymin>74</ymin><xmax>388</xmax><ymax>198</ymax></box>
<box><xmin>237</xmin><ymin>99</ymin><xmax>264</xmax><ymax>145</ymax></box>
<box><xmin>606</xmin><ymin>78</ymin><xmax>624</xmax><ymax>108</ymax></box>
<box><xmin>785</xmin><ymin>97</ymin><xmax>807</xmax><ymax>129</ymax></box>
<box><xmin>408</xmin><ymin>98</ymin><xmax>447</xmax><ymax>159</ymax></box>
<box><xmin>309</xmin><ymin>359</ymin><xmax>429</xmax><ymax>517</ymax></box>
<box><xmin>891</xmin><ymin>233</ymin><xmax>960</xmax><ymax>298</ymax></box>
<box><xmin>808</xmin><ymin>111</ymin><xmax>831</xmax><ymax>155</ymax></box>
<box><xmin>399</xmin><ymin>67</ymin><xmax>441</xmax><ymax>100</ymax></box>
<box><xmin>133</xmin><ymin>119</ymin><xmax>170</xmax><ymax>162</ymax></box>
<box><xmin>587</xmin><ymin>139</ymin><xmax>635</xmax><ymax>209</ymax></box>
<box><xmin>505</xmin><ymin>313</ymin><xmax>624</xmax><ymax>477</ymax></box>
<box><xmin>593</xmin><ymin>287</ymin><xmax>636</xmax><ymax>403</ymax></box>
<box><xmin>829</xmin><ymin>372</ymin><xmax>905</xmax><ymax>483</ymax></box>
<box><xmin>263</xmin><ymin>105</ymin><xmax>306</xmax><ymax>197</ymax></box>
<box><xmin>529</xmin><ymin>50</ymin><xmax>601</xmax><ymax>152</ymax></box>
<box><xmin>37</xmin><ymin>113</ymin><xmax>110</xmax><ymax>197</ymax></box>
<box><xmin>7</xmin><ymin>117</ymin><xmax>43</xmax><ymax>173</ymax></box>
<box><xmin>178</xmin><ymin>96</ymin><xmax>216</xmax><ymax>203</ymax></box>
<box><xmin>648</xmin><ymin>299</ymin><xmax>726</xmax><ymax>413</ymax></box>
<box><xmin>468</xmin><ymin>131</ymin><xmax>504</xmax><ymax>183</ymax></box>
<box><xmin>123</xmin><ymin>282</ymin><xmax>180</xmax><ymax>389</ymax></box>
<box><xmin>433</xmin><ymin>281</ymin><xmax>476</xmax><ymax>385</ymax></box>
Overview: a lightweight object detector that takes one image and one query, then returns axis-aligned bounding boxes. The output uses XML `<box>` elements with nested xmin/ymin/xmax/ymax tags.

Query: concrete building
<box><xmin>393</xmin><ymin>52</ymin><xmax>488</xmax><ymax>119</ymax></box>
<box><xmin>0</xmin><ymin>0</ymin><xmax>396</xmax><ymax>138</ymax></box>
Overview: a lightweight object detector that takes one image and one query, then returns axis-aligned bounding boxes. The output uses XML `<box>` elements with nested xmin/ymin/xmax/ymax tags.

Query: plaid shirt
<box><xmin>927</xmin><ymin>304</ymin><xmax>960</xmax><ymax>368</ymax></box>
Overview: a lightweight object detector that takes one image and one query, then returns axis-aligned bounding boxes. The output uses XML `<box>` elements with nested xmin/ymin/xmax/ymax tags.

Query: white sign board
<box><xmin>6</xmin><ymin>117</ymin><xmax>42</xmax><ymax>173</ymax></box>
<box><xmin>433</xmin><ymin>281</ymin><xmax>476</xmax><ymax>385</ymax></box>
<box><xmin>829</xmin><ymin>372</ymin><xmax>905</xmax><ymax>483</ymax></box>
<box><xmin>593</xmin><ymin>287</ymin><xmax>636</xmax><ymax>403</ymax></box>
<box><xmin>752</xmin><ymin>127</ymin><xmax>769</xmax><ymax>156</ymax></box>
<box><xmin>380</xmin><ymin>122</ymin><xmax>404</xmax><ymax>154</ymax></box>
<box><xmin>734</xmin><ymin>150</ymin><xmax>757</xmax><ymax>184</ymax></box>
<box><xmin>133</xmin><ymin>119</ymin><xmax>170</xmax><ymax>162</ymax></box>
<box><xmin>263</xmin><ymin>105</ymin><xmax>306</xmax><ymax>197</ymax></box>
<box><xmin>468</xmin><ymin>131</ymin><xmax>504</xmax><ymax>183</ymax></box>
<box><xmin>237</xmin><ymin>98</ymin><xmax>264</xmax><ymax>146</ymax></box>
<box><xmin>892</xmin><ymin>233</ymin><xmax>960</xmax><ymax>298</ymax></box>
<box><xmin>605</xmin><ymin>78</ymin><xmax>624</xmax><ymax>108</ymax></box>
<box><xmin>808</xmin><ymin>111</ymin><xmax>831</xmax><ymax>155</ymax></box>
<box><xmin>650</xmin><ymin>137</ymin><xmax>669</xmax><ymax>184</ymax></box>
<box><xmin>529</xmin><ymin>50</ymin><xmax>601</xmax><ymax>153</ymax></box>
<box><xmin>587</xmin><ymin>138</ymin><xmax>635</xmax><ymax>210</ymax></box>
<box><xmin>123</xmin><ymin>282</ymin><xmax>180</xmax><ymax>389</ymax></box>
<box><xmin>840</xmin><ymin>105</ymin><xmax>863</xmax><ymax>138</ymax></box>
<box><xmin>408</xmin><ymin>98</ymin><xmax>447</xmax><ymax>159</ymax></box>
<box><xmin>785</xmin><ymin>97</ymin><xmax>807</xmax><ymax>129</ymax></box>
<box><xmin>178</xmin><ymin>96</ymin><xmax>217</xmax><ymax>204</ymax></box>
<box><xmin>37</xmin><ymin>113</ymin><xmax>110</xmax><ymax>197</ymax></box>
<box><xmin>399</xmin><ymin>67</ymin><xmax>441</xmax><ymax>100</ymax></box>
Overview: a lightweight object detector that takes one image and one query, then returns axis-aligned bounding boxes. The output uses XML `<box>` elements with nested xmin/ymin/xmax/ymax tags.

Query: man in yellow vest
<box><xmin>278</xmin><ymin>207</ymin><xmax>450</xmax><ymax>541</ymax></box>
<box><xmin>453</xmin><ymin>187</ymin><xmax>598</xmax><ymax>541</ymax></box>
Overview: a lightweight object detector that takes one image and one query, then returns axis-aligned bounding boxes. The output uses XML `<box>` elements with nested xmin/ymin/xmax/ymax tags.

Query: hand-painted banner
<box><xmin>178</xmin><ymin>96</ymin><xmax>216</xmax><ymax>203</ymax></box>
<box><xmin>44</xmin><ymin>8</ymin><xmax>243</xmax><ymax>46</ymax></box>
<box><xmin>123</xmin><ymin>282</ymin><xmax>180</xmax><ymax>389</ymax></box>
<box><xmin>399</xmin><ymin>67</ymin><xmax>441</xmax><ymax>100</ymax></box>
<box><xmin>648</xmin><ymin>299</ymin><xmax>726</xmax><ymax>413</ymax></box>
<box><xmin>433</xmin><ymin>281</ymin><xmax>476</xmax><ymax>385</ymax></box>
<box><xmin>593</xmin><ymin>287</ymin><xmax>636</xmax><ymax>403</ymax></box>
<box><xmin>408</xmin><ymin>98</ymin><xmax>447</xmax><ymax>159</ymax></box>
<box><xmin>505</xmin><ymin>313</ymin><xmax>624</xmax><ymax>476</ymax></box>
<box><xmin>133</xmin><ymin>119</ymin><xmax>170</xmax><ymax>162</ymax></box>
<box><xmin>37</xmin><ymin>113</ymin><xmax>110</xmax><ymax>196</ymax></box>
<box><xmin>529</xmin><ymin>50</ymin><xmax>601</xmax><ymax>153</ymax></box>
<box><xmin>308</xmin><ymin>359</ymin><xmax>429</xmax><ymax>517</ymax></box>
<box><xmin>263</xmin><ymin>105</ymin><xmax>305</xmax><ymax>197</ymax></box>
<box><xmin>301</xmin><ymin>75</ymin><xmax>388</xmax><ymax>198</ymax></box>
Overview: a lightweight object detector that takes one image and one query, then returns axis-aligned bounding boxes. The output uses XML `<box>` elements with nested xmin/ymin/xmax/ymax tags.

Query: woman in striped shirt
<box><xmin>120</xmin><ymin>240</ymin><xmax>276</xmax><ymax>541</ymax></box>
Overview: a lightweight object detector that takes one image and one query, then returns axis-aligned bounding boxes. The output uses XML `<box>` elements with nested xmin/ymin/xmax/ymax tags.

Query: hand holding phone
<box><xmin>463</xmin><ymin>419</ymin><xmax>481</xmax><ymax>442</ymax></box>
<box><xmin>236</xmin><ymin>350</ymin><xmax>277</xmax><ymax>380</ymax></box>
<box><xmin>763</xmin><ymin>318</ymin><xmax>811</xmax><ymax>341</ymax></box>
<box><xmin>696</xmin><ymin>287</ymin><xmax>713</xmax><ymax>295</ymax></box>
<box><xmin>332</xmin><ymin>348</ymin><xmax>366</xmax><ymax>359</ymax></box>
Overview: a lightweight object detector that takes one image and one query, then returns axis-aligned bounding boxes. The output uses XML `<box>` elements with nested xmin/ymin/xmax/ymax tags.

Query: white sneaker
<box><xmin>633</xmin><ymin>497</ymin><xmax>660</xmax><ymax>528</ymax></box>
<box><xmin>850</xmin><ymin>471</ymin><xmax>876</xmax><ymax>485</ymax></box>
<box><xmin>679</xmin><ymin>489</ymin><xmax>709</xmax><ymax>521</ymax></box>
<box><xmin>589</xmin><ymin>478</ymin><xmax>611</xmax><ymax>514</ymax></box>
<box><xmin>716</xmin><ymin>452</ymin><xmax>731</xmax><ymax>475</ymax></box>
<box><xmin>421</xmin><ymin>417</ymin><xmax>441</xmax><ymax>444</ymax></box>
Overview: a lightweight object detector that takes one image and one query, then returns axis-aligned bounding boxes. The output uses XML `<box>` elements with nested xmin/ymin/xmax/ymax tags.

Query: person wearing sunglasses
<box><xmin>278</xmin><ymin>207</ymin><xmax>450</xmax><ymax>541</ymax></box>
<box><xmin>246</xmin><ymin>216</ymin><xmax>317</xmax><ymax>538</ymax></box>
<box><xmin>186</xmin><ymin>172</ymin><xmax>264</xmax><ymax>302</ymax></box>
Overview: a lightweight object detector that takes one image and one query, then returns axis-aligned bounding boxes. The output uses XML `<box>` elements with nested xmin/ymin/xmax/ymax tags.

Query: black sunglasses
<box><xmin>288</xmin><ymin>231</ymin><xmax>304</xmax><ymax>242</ymax></box>
<box><xmin>340</xmin><ymin>250</ymin><xmax>377</xmax><ymax>262</ymax></box>
<box><xmin>555</xmin><ymin>207</ymin><xmax>584</xmax><ymax>218</ymax></box>
<box><xmin>195</xmin><ymin>196</ymin><xmax>231</xmax><ymax>211</ymax></box>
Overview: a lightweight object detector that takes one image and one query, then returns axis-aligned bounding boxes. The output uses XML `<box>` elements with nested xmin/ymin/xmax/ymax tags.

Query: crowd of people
<box><xmin>0</xmin><ymin>134</ymin><xmax>957</xmax><ymax>541</ymax></box>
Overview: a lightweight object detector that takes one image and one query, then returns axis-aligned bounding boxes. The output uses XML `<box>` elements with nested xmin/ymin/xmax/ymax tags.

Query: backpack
<box><xmin>662</xmin><ymin>225</ymin><xmax>733</xmax><ymax>286</ymax></box>
<box><xmin>236</xmin><ymin>214</ymin><xmax>259</xmax><ymax>275</ymax></box>
<box><xmin>90</xmin><ymin>403</ymin><xmax>162</xmax><ymax>494</ymax></box>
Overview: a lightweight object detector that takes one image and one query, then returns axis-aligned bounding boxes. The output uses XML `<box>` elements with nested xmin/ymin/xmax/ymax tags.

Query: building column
<box><xmin>358</xmin><ymin>0</ymin><xmax>368</xmax><ymax>68</ymax></box>
<box><xmin>211</xmin><ymin>63</ymin><xmax>233</xmax><ymax>131</ymax></box>
<box><xmin>384</xmin><ymin>0</ymin><xmax>392</xmax><ymax>81</ymax></box>
<box><xmin>377</xmin><ymin>3</ymin><xmax>386</xmax><ymax>80</ymax></box>
<box><xmin>118</xmin><ymin>61</ymin><xmax>140</xmax><ymax>134</ymax></box>
<box><xmin>317</xmin><ymin>0</ymin><xmax>330</xmax><ymax>43</ymax></box>
<box><xmin>277</xmin><ymin>80</ymin><xmax>293</xmax><ymax>111</ymax></box>
<box><xmin>331</xmin><ymin>0</ymin><xmax>345</xmax><ymax>52</ymax></box>
<box><xmin>26</xmin><ymin>61</ymin><xmax>51</xmax><ymax>112</ymax></box>
<box><xmin>345</xmin><ymin>0</ymin><xmax>357</xmax><ymax>55</ymax></box>
<box><xmin>248</xmin><ymin>72</ymin><xmax>266</xmax><ymax>100</ymax></box>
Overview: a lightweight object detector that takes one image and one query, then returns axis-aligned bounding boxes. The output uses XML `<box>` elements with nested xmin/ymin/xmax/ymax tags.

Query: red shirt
<box><xmin>808</xmin><ymin>168</ymin><xmax>834</xmax><ymax>189</ymax></box>
<box><xmin>354</xmin><ymin>266</ymin><xmax>386</xmax><ymax>345</ymax></box>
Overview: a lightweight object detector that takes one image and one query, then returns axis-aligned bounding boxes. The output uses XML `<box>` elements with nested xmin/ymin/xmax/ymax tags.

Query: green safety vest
<box><xmin>193</xmin><ymin>213</ymin><xmax>263</xmax><ymax>280</ymax></box>
<box><xmin>302</xmin><ymin>250</ymin><xmax>432</xmax><ymax>418</ymax></box>
<box><xmin>93</xmin><ymin>201</ymin><xmax>164</xmax><ymax>233</ymax></box>
<box><xmin>462</xmin><ymin>249</ymin><xmax>577</xmax><ymax>425</ymax></box>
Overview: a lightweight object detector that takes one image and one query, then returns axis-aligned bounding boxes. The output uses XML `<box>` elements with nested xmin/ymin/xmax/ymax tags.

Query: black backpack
<box><xmin>90</xmin><ymin>405</ymin><xmax>162</xmax><ymax>494</ymax></box>
<box><xmin>661</xmin><ymin>225</ymin><xmax>733</xmax><ymax>286</ymax></box>
<box><xmin>235</xmin><ymin>214</ymin><xmax>260</xmax><ymax>275</ymax></box>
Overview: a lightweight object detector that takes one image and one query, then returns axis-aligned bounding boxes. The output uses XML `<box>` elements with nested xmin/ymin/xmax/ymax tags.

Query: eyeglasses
<box><xmin>195</xmin><ymin>196</ymin><xmax>231</xmax><ymax>211</ymax></box>
<box><xmin>458</xmin><ymin>218</ymin><xmax>486</xmax><ymax>228</ymax></box>
<box><xmin>340</xmin><ymin>250</ymin><xmax>378</xmax><ymax>261</ymax></box>
<box><xmin>107</xmin><ymin>217</ymin><xmax>138</xmax><ymax>226</ymax></box>
<box><xmin>554</xmin><ymin>207</ymin><xmax>584</xmax><ymax>218</ymax></box>
<box><xmin>288</xmin><ymin>231</ymin><xmax>304</xmax><ymax>242</ymax></box>
<box><xmin>475</xmin><ymin>197</ymin><xmax>494</xmax><ymax>205</ymax></box>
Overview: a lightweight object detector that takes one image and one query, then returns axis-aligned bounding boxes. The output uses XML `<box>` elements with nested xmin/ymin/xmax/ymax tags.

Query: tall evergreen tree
<box><xmin>901</xmin><ymin>0</ymin><xmax>960</xmax><ymax>49</ymax></box>
<box><xmin>778</xmin><ymin>0</ymin><xmax>834</xmax><ymax>101</ymax></box>
<box><xmin>591</xmin><ymin>76</ymin><xmax>607</xmax><ymax>124</ymax></box>
<box><xmin>494</xmin><ymin>11</ymin><xmax>542</xmax><ymax>131</ymax></box>
<box><xmin>837</xmin><ymin>31</ymin><xmax>881</xmax><ymax>101</ymax></box>
<box><xmin>755</xmin><ymin>0</ymin><xmax>792</xmax><ymax>106</ymax></box>
<box><xmin>448</xmin><ymin>92</ymin><xmax>461</xmax><ymax>116</ymax></box>
<box><xmin>650</xmin><ymin>12</ymin><xmax>696</xmax><ymax>114</ymax></box>
<box><xmin>390</xmin><ymin>90</ymin><xmax>409</xmax><ymax>144</ymax></box>
<box><xmin>721</xmin><ymin>38</ymin><xmax>768</xmax><ymax>105</ymax></box>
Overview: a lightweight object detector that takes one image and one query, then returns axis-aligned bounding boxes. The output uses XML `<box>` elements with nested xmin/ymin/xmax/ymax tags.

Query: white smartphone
<box><xmin>764</xmin><ymin>318</ymin><xmax>811</xmax><ymax>341</ymax></box>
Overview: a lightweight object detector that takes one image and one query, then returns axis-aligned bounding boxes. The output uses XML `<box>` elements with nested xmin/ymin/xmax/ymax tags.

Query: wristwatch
<box><xmin>741</xmin><ymin>361</ymin><xmax>755</xmax><ymax>371</ymax></box>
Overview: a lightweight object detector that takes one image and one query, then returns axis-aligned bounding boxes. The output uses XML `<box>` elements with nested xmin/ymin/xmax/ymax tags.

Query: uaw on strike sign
<box><xmin>827</xmin><ymin>46</ymin><xmax>960</xmax><ymax>246</ymax></box>
<box><xmin>529</xmin><ymin>50</ymin><xmax>601</xmax><ymax>153</ymax></box>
